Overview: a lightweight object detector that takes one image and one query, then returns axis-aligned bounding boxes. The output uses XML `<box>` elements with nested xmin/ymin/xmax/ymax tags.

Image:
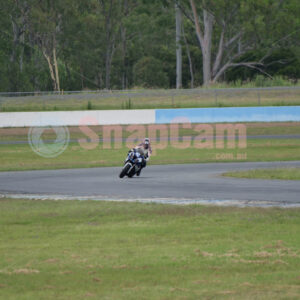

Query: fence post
<box><xmin>257</xmin><ymin>89</ymin><xmax>261</xmax><ymax>106</ymax></box>
<box><xmin>214</xmin><ymin>90</ymin><xmax>218</xmax><ymax>106</ymax></box>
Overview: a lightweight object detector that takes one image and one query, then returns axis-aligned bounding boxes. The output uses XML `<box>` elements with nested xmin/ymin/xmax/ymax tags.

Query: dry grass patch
<box><xmin>13</xmin><ymin>269</ymin><xmax>40</xmax><ymax>274</ymax></box>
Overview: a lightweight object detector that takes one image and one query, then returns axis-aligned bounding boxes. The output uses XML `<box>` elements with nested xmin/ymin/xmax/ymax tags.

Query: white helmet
<box><xmin>144</xmin><ymin>138</ymin><xmax>150</xmax><ymax>149</ymax></box>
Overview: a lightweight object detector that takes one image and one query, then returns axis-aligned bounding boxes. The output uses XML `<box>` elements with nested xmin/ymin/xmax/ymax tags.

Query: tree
<box><xmin>8</xmin><ymin>0</ymin><xmax>29</xmax><ymax>73</ymax></box>
<box><xmin>28</xmin><ymin>0</ymin><xmax>65</xmax><ymax>91</ymax></box>
<box><xmin>0</xmin><ymin>0</ymin><xmax>32</xmax><ymax>91</ymax></box>
<box><xmin>0</xmin><ymin>0</ymin><xmax>299</xmax><ymax>92</ymax></box>
<box><xmin>179</xmin><ymin>0</ymin><xmax>300</xmax><ymax>85</ymax></box>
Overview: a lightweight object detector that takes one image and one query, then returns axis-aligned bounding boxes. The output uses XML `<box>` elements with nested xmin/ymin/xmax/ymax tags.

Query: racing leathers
<box><xmin>131</xmin><ymin>142</ymin><xmax>152</xmax><ymax>176</ymax></box>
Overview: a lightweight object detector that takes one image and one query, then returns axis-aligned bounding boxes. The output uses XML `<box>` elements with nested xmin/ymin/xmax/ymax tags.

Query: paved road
<box><xmin>0</xmin><ymin>161</ymin><xmax>300</xmax><ymax>206</ymax></box>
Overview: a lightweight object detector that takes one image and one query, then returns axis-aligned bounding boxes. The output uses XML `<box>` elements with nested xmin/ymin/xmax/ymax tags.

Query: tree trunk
<box><xmin>10</xmin><ymin>18</ymin><xmax>19</xmax><ymax>64</ymax></box>
<box><xmin>53</xmin><ymin>45</ymin><xmax>60</xmax><ymax>92</ymax></box>
<box><xmin>42</xmin><ymin>45</ymin><xmax>60</xmax><ymax>92</ymax></box>
<box><xmin>19</xmin><ymin>31</ymin><xmax>25</xmax><ymax>72</ymax></box>
<box><xmin>80</xmin><ymin>66</ymin><xmax>84</xmax><ymax>89</ymax></box>
<box><xmin>10</xmin><ymin>1</ymin><xmax>28</xmax><ymax>73</ymax></box>
<box><xmin>212</xmin><ymin>29</ymin><xmax>225</xmax><ymax>78</ymax></box>
<box><xmin>190</xmin><ymin>1</ymin><xmax>214</xmax><ymax>86</ymax></box>
<box><xmin>43</xmin><ymin>51</ymin><xmax>57</xmax><ymax>91</ymax></box>
<box><xmin>19</xmin><ymin>9</ymin><xmax>27</xmax><ymax>73</ymax></box>
<box><xmin>105</xmin><ymin>47</ymin><xmax>111</xmax><ymax>90</ymax></box>
<box><xmin>121</xmin><ymin>24</ymin><xmax>127</xmax><ymax>89</ymax></box>
<box><xmin>121</xmin><ymin>0</ymin><xmax>128</xmax><ymax>90</ymax></box>
<box><xmin>182</xmin><ymin>26</ymin><xmax>194</xmax><ymax>88</ymax></box>
<box><xmin>202</xmin><ymin>10</ymin><xmax>213</xmax><ymax>86</ymax></box>
<box><xmin>175</xmin><ymin>1</ymin><xmax>182</xmax><ymax>89</ymax></box>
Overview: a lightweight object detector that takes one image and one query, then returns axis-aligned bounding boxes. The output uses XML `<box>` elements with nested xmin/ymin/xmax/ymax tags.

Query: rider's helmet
<box><xmin>143</xmin><ymin>138</ymin><xmax>150</xmax><ymax>149</ymax></box>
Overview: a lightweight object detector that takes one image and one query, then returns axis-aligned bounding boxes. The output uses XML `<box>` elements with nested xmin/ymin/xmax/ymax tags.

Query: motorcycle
<box><xmin>119</xmin><ymin>149</ymin><xmax>143</xmax><ymax>178</ymax></box>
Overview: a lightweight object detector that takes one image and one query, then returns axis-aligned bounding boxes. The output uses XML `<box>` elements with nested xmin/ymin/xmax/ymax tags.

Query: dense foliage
<box><xmin>0</xmin><ymin>0</ymin><xmax>299</xmax><ymax>92</ymax></box>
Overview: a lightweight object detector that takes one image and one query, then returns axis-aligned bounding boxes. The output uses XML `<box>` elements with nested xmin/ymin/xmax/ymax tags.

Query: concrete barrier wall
<box><xmin>0</xmin><ymin>110</ymin><xmax>156</xmax><ymax>128</ymax></box>
<box><xmin>1</xmin><ymin>106</ymin><xmax>300</xmax><ymax>128</ymax></box>
<box><xmin>155</xmin><ymin>106</ymin><xmax>300</xmax><ymax>124</ymax></box>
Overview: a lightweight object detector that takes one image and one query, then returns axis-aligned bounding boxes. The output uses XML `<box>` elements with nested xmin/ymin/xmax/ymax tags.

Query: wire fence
<box><xmin>0</xmin><ymin>86</ymin><xmax>300</xmax><ymax>111</ymax></box>
<box><xmin>1</xmin><ymin>86</ymin><xmax>300</xmax><ymax>98</ymax></box>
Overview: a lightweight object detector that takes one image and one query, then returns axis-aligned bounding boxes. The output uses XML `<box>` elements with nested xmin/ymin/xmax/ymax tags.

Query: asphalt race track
<box><xmin>1</xmin><ymin>161</ymin><xmax>300</xmax><ymax>207</ymax></box>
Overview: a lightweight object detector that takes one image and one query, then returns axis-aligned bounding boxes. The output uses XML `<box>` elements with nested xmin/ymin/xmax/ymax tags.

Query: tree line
<box><xmin>0</xmin><ymin>0</ymin><xmax>299</xmax><ymax>92</ymax></box>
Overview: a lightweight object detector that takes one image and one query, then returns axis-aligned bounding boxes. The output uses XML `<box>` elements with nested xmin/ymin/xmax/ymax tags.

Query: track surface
<box><xmin>0</xmin><ymin>161</ymin><xmax>300</xmax><ymax>206</ymax></box>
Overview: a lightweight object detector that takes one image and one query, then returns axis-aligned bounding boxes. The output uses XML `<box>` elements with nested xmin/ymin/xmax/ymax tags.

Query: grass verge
<box><xmin>0</xmin><ymin>122</ymin><xmax>299</xmax><ymax>172</ymax></box>
<box><xmin>223</xmin><ymin>168</ymin><xmax>300</xmax><ymax>180</ymax></box>
<box><xmin>0</xmin><ymin>198</ymin><xmax>300</xmax><ymax>299</ymax></box>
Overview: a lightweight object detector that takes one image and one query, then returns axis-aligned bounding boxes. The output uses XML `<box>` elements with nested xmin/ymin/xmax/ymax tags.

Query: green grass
<box><xmin>224</xmin><ymin>168</ymin><xmax>300</xmax><ymax>180</ymax></box>
<box><xmin>0</xmin><ymin>138</ymin><xmax>299</xmax><ymax>172</ymax></box>
<box><xmin>1</xmin><ymin>85</ymin><xmax>300</xmax><ymax>112</ymax></box>
<box><xmin>0</xmin><ymin>122</ymin><xmax>299</xmax><ymax>172</ymax></box>
<box><xmin>0</xmin><ymin>198</ymin><xmax>300</xmax><ymax>299</ymax></box>
<box><xmin>1</xmin><ymin>122</ymin><xmax>300</xmax><ymax>142</ymax></box>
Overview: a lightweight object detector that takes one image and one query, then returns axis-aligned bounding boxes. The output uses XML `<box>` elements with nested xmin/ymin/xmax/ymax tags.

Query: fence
<box><xmin>0</xmin><ymin>86</ymin><xmax>300</xmax><ymax>112</ymax></box>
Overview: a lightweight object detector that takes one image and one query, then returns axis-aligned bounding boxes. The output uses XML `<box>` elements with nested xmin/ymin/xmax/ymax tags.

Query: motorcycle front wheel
<box><xmin>127</xmin><ymin>167</ymin><xmax>136</xmax><ymax>178</ymax></box>
<box><xmin>119</xmin><ymin>163</ymin><xmax>131</xmax><ymax>178</ymax></box>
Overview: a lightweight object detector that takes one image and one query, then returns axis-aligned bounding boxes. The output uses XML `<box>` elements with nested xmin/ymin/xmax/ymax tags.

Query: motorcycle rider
<box><xmin>131</xmin><ymin>138</ymin><xmax>152</xmax><ymax>176</ymax></box>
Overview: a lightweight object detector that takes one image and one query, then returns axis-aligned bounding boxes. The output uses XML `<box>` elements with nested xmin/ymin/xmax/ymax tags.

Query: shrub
<box><xmin>133</xmin><ymin>56</ymin><xmax>169</xmax><ymax>88</ymax></box>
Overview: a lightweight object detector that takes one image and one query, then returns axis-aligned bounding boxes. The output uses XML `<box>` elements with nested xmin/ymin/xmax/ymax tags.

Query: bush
<box><xmin>254</xmin><ymin>75</ymin><xmax>292</xmax><ymax>87</ymax></box>
<box><xmin>133</xmin><ymin>56</ymin><xmax>169</xmax><ymax>88</ymax></box>
<box><xmin>87</xmin><ymin>101</ymin><xmax>92</xmax><ymax>110</ymax></box>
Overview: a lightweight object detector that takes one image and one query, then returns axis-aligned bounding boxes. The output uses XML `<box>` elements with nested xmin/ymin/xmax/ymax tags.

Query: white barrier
<box><xmin>1</xmin><ymin>106</ymin><xmax>300</xmax><ymax>128</ymax></box>
<box><xmin>0</xmin><ymin>110</ymin><xmax>156</xmax><ymax>128</ymax></box>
